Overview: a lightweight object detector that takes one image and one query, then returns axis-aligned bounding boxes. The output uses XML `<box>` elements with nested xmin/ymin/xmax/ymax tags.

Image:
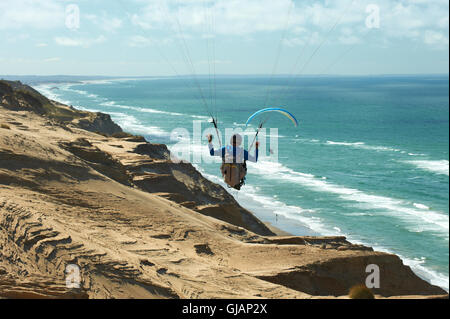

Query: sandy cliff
<box><xmin>0</xmin><ymin>80</ymin><xmax>447</xmax><ymax>299</ymax></box>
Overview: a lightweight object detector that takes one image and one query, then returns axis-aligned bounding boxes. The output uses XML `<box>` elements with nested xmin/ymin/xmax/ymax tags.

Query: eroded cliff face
<box><xmin>0</xmin><ymin>80</ymin><xmax>122</xmax><ymax>135</ymax></box>
<box><xmin>0</xmin><ymin>82</ymin><xmax>447</xmax><ymax>299</ymax></box>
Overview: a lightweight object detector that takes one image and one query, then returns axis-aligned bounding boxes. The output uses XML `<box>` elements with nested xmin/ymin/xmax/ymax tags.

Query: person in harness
<box><xmin>207</xmin><ymin>133</ymin><xmax>259</xmax><ymax>190</ymax></box>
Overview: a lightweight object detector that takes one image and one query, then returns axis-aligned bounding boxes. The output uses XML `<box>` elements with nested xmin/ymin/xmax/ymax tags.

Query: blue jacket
<box><xmin>208</xmin><ymin>143</ymin><xmax>258</xmax><ymax>163</ymax></box>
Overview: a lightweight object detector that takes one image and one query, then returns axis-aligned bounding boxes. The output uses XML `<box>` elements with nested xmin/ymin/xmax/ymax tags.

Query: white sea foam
<box><xmin>44</xmin><ymin>83</ymin><xmax>210</xmax><ymax>121</ymax></box>
<box><xmin>35</xmin><ymin>83</ymin><xmax>109</xmax><ymax>106</ymax></box>
<box><xmin>408</xmin><ymin>153</ymin><xmax>426</xmax><ymax>156</ymax></box>
<box><xmin>107</xmin><ymin>111</ymin><xmax>168</xmax><ymax>137</ymax></box>
<box><xmin>326</xmin><ymin>141</ymin><xmax>365</xmax><ymax>146</ymax></box>
<box><xmin>64</xmin><ymin>87</ymin><xmax>100</xmax><ymax>99</ymax></box>
<box><xmin>34</xmin><ymin>85</ymin><xmax>73</xmax><ymax>105</ymax></box>
<box><xmin>247</xmin><ymin>160</ymin><xmax>449</xmax><ymax>236</ymax></box>
<box><xmin>195</xmin><ymin>167</ymin><xmax>326</xmax><ymax>235</ymax></box>
<box><xmin>169</xmin><ymin>140</ymin><xmax>223</xmax><ymax>164</ymax></box>
<box><xmin>99</xmin><ymin>100</ymin><xmax>211</xmax><ymax>120</ymax></box>
<box><xmin>333</xmin><ymin>227</ymin><xmax>342</xmax><ymax>233</ymax></box>
<box><xmin>413</xmin><ymin>203</ymin><xmax>430</xmax><ymax>210</ymax></box>
<box><xmin>240</xmin><ymin>131</ymin><xmax>285</xmax><ymax>138</ymax></box>
<box><xmin>402</xmin><ymin>259</ymin><xmax>449</xmax><ymax>292</ymax></box>
<box><xmin>326</xmin><ymin>140</ymin><xmax>402</xmax><ymax>152</ymax></box>
<box><xmin>404</xmin><ymin>160</ymin><xmax>449</xmax><ymax>176</ymax></box>
<box><xmin>79</xmin><ymin>77</ymin><xmax>166</xmax><ymax>85</ymax></box>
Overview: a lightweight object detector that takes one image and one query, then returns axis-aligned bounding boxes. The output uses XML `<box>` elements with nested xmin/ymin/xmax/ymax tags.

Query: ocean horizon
<box><xmin>33</xmin><ymin>74</ymin><xmax>449</xmax><ymax>292</ymax></box>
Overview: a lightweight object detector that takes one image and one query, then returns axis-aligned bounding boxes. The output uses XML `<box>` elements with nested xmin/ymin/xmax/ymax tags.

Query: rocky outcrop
<box><xmin>0</xmin><ymin>80</ymin><xmax>47</xmax><ymax>114</ymax></box>
<box><xmin>53</xmin><ymin>134</ymin><xmax>274</xmax><ymax>236</ymax></box>
<box><xmin>0</xmin><ymin>275</ymin><xmax>89</xmax><ymax>299</ymax></box>
<box><xmin>0</xmin><ymin>80</ymin><xmax>121</xmax><ymax>135</ymax></box>
<box><xmin>72</xmin><ymin>113</ymin><xmax>122</xmax><ymax>136</ymax></box>
<box><xmin>60</xmin><ymin>138</ymin><xmax>132</xmax><ymax>187</ymax></box>
<box><xmin>251</xmin><ymin>239</ymin><xmax>445</xmax><ymax>297</ymax></box>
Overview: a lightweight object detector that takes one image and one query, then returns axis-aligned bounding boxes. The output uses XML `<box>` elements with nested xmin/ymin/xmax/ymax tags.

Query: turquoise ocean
<box><xmin>36</xmin><ymin>75</ymin><xmax>449</xmax><ymax>291</ymax></box>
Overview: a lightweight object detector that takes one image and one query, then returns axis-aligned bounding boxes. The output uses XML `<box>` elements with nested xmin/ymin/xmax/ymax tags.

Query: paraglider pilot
<box><xmin>207</xmin><ymin>133</ymin><xmax>259</xmax><ymax>190</ymax></box>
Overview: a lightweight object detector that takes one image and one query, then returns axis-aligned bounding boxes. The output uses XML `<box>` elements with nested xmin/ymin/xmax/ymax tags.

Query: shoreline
<box><xmin>1</xmin><ymin>78</ymin><xmax>448</xmax><ymax>298</ymax></box>
<box><xmin>28</xmin><ymin>83</ymin><xmax>448</xmax><ymax>290</ymax></box>
<box><xmin>32</xmin><ymin>81</ymin><xmax>449</xmax><ymax>292</ymax></box>
<box><xmin>264</xmin><ymin>222</ymin><xmax>293</xmax><ymax>236</ymax></box>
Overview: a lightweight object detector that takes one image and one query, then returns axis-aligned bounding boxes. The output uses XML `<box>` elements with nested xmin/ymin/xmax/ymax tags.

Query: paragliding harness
<box><xmin>210</xmin><ymin>118</ymin><xmax>246</xmax><ymax>191</ymax></box>
<box><xmin>220</xmin><ymin>147</ymin><xmax>247</xmax><ymax>191</ymax></box>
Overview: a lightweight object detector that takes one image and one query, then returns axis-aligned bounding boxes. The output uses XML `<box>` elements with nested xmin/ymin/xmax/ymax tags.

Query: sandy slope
<box><xmin>0</xmin><ymin>82</ymin><xmax>447</xmax><ymax>299</ymax></box>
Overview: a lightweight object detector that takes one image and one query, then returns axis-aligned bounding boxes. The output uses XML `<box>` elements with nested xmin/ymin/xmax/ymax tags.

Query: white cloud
<box><xmin>131</xmin><ymin>0</ymin><xmax>449</xmax><ymax>49</ymax></box>
<box><xmin>54</xmin><ymin>35</ymin><xmax>107</xmax><ymax>48</ymax></box>
<box><xmin>85</xmin><ymin>14</ymin><xmax>123</xmax><ymax>32</ymax></box>
<box><xmin>104</xmin><ymin>17</ymin><xmax>123</xmax><ymax>32</ymax></box>
<box><xmin>338</xmin><ymin>35</ymin><xmax>360</xmax><ymax>45</ymax></box>
<box><xmin>128</xmin><ymin>35</ymin><xmax>173</xmax><ymax>47</ymax></box>
<box><xmin>133</xmin><ymin>0</ymin><xmax>295</xmax><ymax>35</ymax></box>
<box><xmin>0</xmin><ymin>0</ymin><xmax>64</xmax><ymax>29</ymax></box>
<box><xmin>337</xmin><ymin>27</ymin><xmax>361</xmax><ymax>45</ymax></box>
<box><xmin>424</xmin><ymin>30</ymin><xmax>449</xmax><ymax>46</ymax></box>
<box><xmin>0</xmin><ymin>1</ymin><xmax>123</xmax><ymax>33</ymax></box>
<box><xmin>43</xmin><ymin>57</ymin><xmax>61</xmax><ymax>62</ymax></box>
<box><xmin>0</xmin><ymin>0</ymin><xmax>448</xmax><ymax>52</ymax></box>
<box><xmin>129</xmin><ymin>35</ymin><xmax>153</xmax><ymax>47</ymax></box>
<box><xmin>374</xmin><ymin>0</ymin><xmax>449</xmax><ymax>47</ymax></box>
<box><xmin>283</xmin><ymin>32</ymin><xmax>321</xmax><ymax>47</ymax></box>
<box><xmin>5</xmin><ymin>33</ymin><xmax>30</xmax><ymax>43</ymax></box>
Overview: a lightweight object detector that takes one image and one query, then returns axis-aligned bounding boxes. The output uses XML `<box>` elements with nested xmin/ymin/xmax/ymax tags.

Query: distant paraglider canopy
<box><xmin>246</xmin><ymin>107</ymin><xmax>299</xmax><ymax>127</ymax></box>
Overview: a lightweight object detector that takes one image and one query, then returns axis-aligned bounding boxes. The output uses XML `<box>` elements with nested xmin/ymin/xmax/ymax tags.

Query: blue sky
<box><xmin>0</xmin><ymin>0</ymin><xmax>448</xmax><ymax>76</ymax></box>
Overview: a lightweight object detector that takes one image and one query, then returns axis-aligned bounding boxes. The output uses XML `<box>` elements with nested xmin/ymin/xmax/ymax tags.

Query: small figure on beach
<box><xmin>207</xmin><ymin>133</ymin><xmax>259</xmax><ymax>190</ymax></box>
